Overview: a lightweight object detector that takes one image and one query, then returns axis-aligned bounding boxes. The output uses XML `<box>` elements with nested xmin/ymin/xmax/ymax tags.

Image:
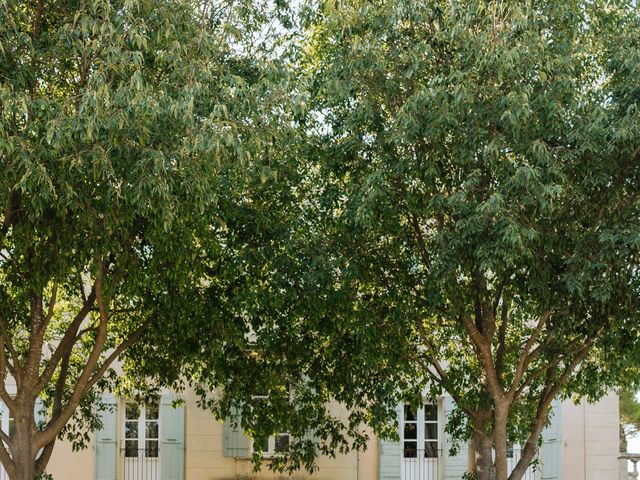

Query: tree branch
<box><xmin>409</xmin><ymin>350</ymin><xmax>479</xmax><ymax>422</ymax></box>
<box><xmin>461</xmin><ymin>314</ymin><xmax>503</xmax><ymax>398</ymax></box>
<box><xmin>495</xmin><ymin>297</ymin><xmax>510</xmax><ymax>381</ymax></box>
<box><xmin>35</xmin><ymin>440</ymin><xmax>56</xmax><ymax>475</ymax></box>
<box><xmin>34</xmin><ymin>260</ymin><xmax>109</xmax><ymax>449</ymax></box>
<box><xmin>408</xmin><ymin>212</ymin><xmax>431</xmax><ymax>269</ymax></box>
<box><xmin>414</xmin><ymin>318</ymin><xmax>455</xmax><ymax>399</ymax></box>
<box><xmin>35</xmin><ymin>265</ymin><xmax>152</xmax><ymax>449</ymax></box>
<box><xmin>508</xmin><ymin>337</ymin><xmax>596</xmax><ymax>480</ymax></box>
<box><xmin>45</xmin><ymin>281</ymin><xmax>59</xmax><ymax>324</ymax></box>
<box><xmin>26</xmin><ymin>292</ymin><xmax>46</xmax><ymax>378</ymax></box>
<box><xmin>0</xmin><ymin>313</ymin><xmax>21</xmax><ymax>397</ymax></box>
<box><xmin>36</xmin><ymin>286</ymin><xmax>96</xmax><ymax>391</ymax></box>
<box><xmin>86</xmin><ymin>317</ymin><xmax>152</xmax><ymax>390</ymax></box>
<box><xmin>508</xmin><ymin>310</ymin><xmax>553</xmax><ymax>397</ymax></box>
<box><xmin>0</xmin><ymin>437</ymin><xmax>15</xmax><ymax>480</ymax></box>
<box><xmin>512</xmin><ymin>327</ymin><xmax>602</xmax><ymax>405</ymax></box>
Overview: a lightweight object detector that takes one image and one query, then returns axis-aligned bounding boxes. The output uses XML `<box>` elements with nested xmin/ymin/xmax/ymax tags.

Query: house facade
<box><xmin>2</xmin><ymin>389</ymin><xmax>617</xmax><ymax>480</ymax></box>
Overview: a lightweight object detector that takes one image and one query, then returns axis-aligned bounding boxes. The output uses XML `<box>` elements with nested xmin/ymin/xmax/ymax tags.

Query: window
<box><xmin>124</xmin><ymin>400</ymin><xmax>159</xmax><ymax>458</ymax></box>
<box><xmin>403</xmin><ymin>403</ymin><xmax>440</xmax><ymax>459</ymax></box>
<box><xmin>424</xmin><ymin>404</ymin><xmax>438</xmax><ymax>458</ymax></box>
<box><xmin>0</xmin><ymin>407</ymin><xmax>14</xmax><ymax>449</ymax></box>
<box><xmin>255</xmin><ymin>432</ymin><xmax>291</xmax><ymax>454</ymax></box>
<box><xmin>507</xmin><ymin>442</ymin><xmax>514</xmax><ymax>459</ymax></box>
<box><xmin>8</xmin><ymin>416</ymin><xmax>14</xmax><ymax>438</ymax></box>
<box><xmin>403</xmin><ymin>404</ymin><xmax>418</xmax><ymax>458</ymax></box>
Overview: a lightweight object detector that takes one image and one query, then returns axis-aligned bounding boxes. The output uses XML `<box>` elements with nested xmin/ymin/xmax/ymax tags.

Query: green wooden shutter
<box><xmin>378</xmin><ymin>403</ymin><xmax>401</xmax><ymax>480</ymax></box>
<box><xmin>443</xmin><ymin>395</ymin><xmax>469</xmax><ymax>480</ymax></box>
<box><xmin>223</xmin><ymin>406</ymin><xmax>250</xmax><ymax>458</ymax></box>
<box><xmin>95</xmin><ymin>394</ymin><xmax>117</xmax><ymax>480</ymax></box>
<box><xmin>541</xmin><ymin>400</ymin><xmax>563</xmax><ymax>480</ymax></box>
<box><xmin>160</xmin><ymin>394</ymin><xmax>184</xmax><ymax>480</ymax></box>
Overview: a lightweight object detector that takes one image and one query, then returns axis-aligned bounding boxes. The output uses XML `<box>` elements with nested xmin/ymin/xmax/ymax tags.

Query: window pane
<box><xmin>146</xmin><ymin>421</ymin><xmax>158</xmax><ymax>439</ymax></box>
<box><xmin>146</xmin><ymin>403</ymin><xmax>159</xmax><ymax>420</ymax></box>
<box><xmin>425</xmin><ymin>423</ymin><xmax>438</xmax><ymax>440</ymax></box>
<box><xmin>424</xmin><ymin>405</ymin><xmax>437</xmax><ymax>421</ymax></box>
<box><xmin>404</xmin><ymin>422</ymin><xmax>417</xmax><ymax>440</ymax></box>
<box><xmin>424</xmin><ymin>441</ymin><xmax>438</xmax><ymax>458</ymax></box>
<box><xmin>126</xmin><ymin>403</ymin><xmax>140</xmax><ymax>420</ymax></box>
<box><xmin>404</xmin><ymin>405</ymin><xmax>416</xmax><ymax>422</ymax></box>
<box><xmin>274</xmin><ymin>434</ymin><xmax>289</xmax><ymax>453</ymax></box>
<box><xmin>145</xmin><ymin>440</ymin><xmax>158</xmax><ymax>458</ymax></box>
<box><xmin>403</xmin><ymin>441</ymin><xmax>417</xmax><ymax>458</ymax></box>
<box><xmin>125</xmin><ymin>421</ymin><xmax>138</xmax><ymax>439</ymax></box>
<box><xmin>125</xmin><ymin>440</ymin><xmax>139</xmax><ymax>457</ymax></box>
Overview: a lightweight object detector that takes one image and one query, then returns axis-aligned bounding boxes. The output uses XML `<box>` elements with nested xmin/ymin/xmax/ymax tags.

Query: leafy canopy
<box><xmin>294</xmin><ymin>0</ymin><xmax>640</xmax><ymax>477</ymax></box>
<box><xmin>0</xmin><ymin>0</ymin><xmax>305</xmax><ymax>476</ymax></box>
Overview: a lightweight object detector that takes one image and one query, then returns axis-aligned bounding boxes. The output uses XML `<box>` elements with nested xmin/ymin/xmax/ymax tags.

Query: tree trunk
<box><xmin>11</xmin><ymin>400</ymin><xmax>37</xmax><ymax>480</ymax></box>
<box><xmin>620</xmin><ymin>424</ymin><xmax>628</xmax><ymax>454</ymax></box>
<box><xmin>494</xmin><ymin>404</ymin><xmax>509</xmax><ymax>480</ymax></box>
<box><xmin>472</xmin><ymin>430</ymin><xmax>495</xmax><ymax>480</ymax></box>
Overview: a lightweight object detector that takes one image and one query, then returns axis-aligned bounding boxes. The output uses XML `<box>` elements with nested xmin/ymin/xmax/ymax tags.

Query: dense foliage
<box><xmin>0</xmin><ymin>0</ymin><xmax>301</xmax><ymax>478</ymax></box>
<box><xmin>298</xmin><ymin>1</ymin><xmax>640</xmax><ymax>478</ymax></box>
<box><xmin>2</xmin><ymin>1</ymin><xmax>640</xmax><ymax>479</ymax></box>
<box><xmin>620</xmin><ymin>387</ymin><xmax>640</xmax><ymax>452</ymax></box>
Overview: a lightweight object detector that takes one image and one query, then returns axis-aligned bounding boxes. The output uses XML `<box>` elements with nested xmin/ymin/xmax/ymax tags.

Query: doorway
<box><xmin>122</xmin><ymin>401</ymin><xmax>160</xmax><ymax>480</ymax></box>
<box><xmin>401</xmin><ymin>403</ymin><xmax>441</xmax><ymax>480</ymax></box>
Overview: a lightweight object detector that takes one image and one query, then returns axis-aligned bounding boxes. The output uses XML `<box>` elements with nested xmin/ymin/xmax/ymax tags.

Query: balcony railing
<box><xmin>401</xmin><ymin>449</ymin><xmax>441</xmax><ymax>480</ymax></box>
<box><xmin>401</xmin><ymin>448</ymin><xmax>536</xmax><ymax>480</ymax></box>
<box><xmin>120</xmin><ymin>448</ymin><xmax>160</xmax><ymax>480</ymax></box>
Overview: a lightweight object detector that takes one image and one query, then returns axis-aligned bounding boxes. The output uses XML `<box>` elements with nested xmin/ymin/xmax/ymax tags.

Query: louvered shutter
<box><xmin>160</xmin><ymin>395</ymin><xmax>184</xmax><ymax>480</ymax></box>
<box><xmin>95</xmin><ymin>394</ymin><xmax>117</xmax><ymax>480</ymax></box>
<box><xmin>541</xmin><ymin>400</ymin><xmax>563</xmax><ymax>480</ymax></box>
<box><xmin>443</xmin><ymin>396</ymin><xmax>469</xmax><ymax>479</ymax></box>
<box><xmin>378</xmin><ymin>403</ymin><xmax>402</xmax><ymax>480</ymax></box>
<box><xmin>223</xmin><ymin>406</ymin><xmax>250</xmax><ymax>458</ymax></box>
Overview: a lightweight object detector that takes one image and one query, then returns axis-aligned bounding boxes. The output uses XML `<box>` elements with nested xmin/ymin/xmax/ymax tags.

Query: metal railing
<box><xmin>401</xmin><ymin>449</ymin><xmax>441</xmax><ymax>480</ymax></box>
<box><xmin>401</xmin><ymin>448</ymin><xmax>537</xmax><ymax>480</ymax></box>
<box><xmin>619</xmin><ymin>453</ymin><xmax>640</xmax><ymax>479</ymax></box>
<box><xmin>120</xmin><ymin>448</ymin><xmax>160</xmax><ymax>480</ymax></box>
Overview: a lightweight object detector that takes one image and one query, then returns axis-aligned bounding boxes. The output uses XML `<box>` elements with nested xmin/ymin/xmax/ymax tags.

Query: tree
<box><xmin>620</xmin><ymin>387</ymin><xmax>640</xmax><ymax>453</ymax></box>
<box><xmin>300</xmin><ymin>1</ymin><xmax>640</xmax><ymax>479</ymax></box>
<box><xmin>0</xmin><ymin>0</ymin><xmax>293</xmax><ymax>478</ymax></box>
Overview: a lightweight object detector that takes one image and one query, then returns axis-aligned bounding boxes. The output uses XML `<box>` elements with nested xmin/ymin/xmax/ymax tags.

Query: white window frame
<box><xmin>399</xmin><ymin>399</ymin><xmax>445</xmax><ymax>480</ymax></box>
<box><xmin>401</xmin><ymin>401</ymin><xmax>443</xmax><ymax>458</ymax></box>
<box><xmin>253</xmin><ymin>432</ymin><xmax>291</xmax><ymax>456</ymax></box>
<box><xmin>122</xmin><ymin>399</ymin><xmax>160</xmax><ymax>459</ymax></box>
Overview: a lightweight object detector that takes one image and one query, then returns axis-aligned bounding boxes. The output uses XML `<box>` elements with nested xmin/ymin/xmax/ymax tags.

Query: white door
<box><xmin>123</xmin><ymin>401</ymin><xmax>160</xmax><ymax>480</ymax></box>
<box><xmin>401</xmin><ymin>403</ymin><xmax>441</xmax><ymax>480</ymax></box>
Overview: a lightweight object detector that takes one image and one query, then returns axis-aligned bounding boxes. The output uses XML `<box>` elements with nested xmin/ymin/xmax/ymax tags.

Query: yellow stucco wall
<box><xmin>42</xmin><ymin>390</ymin><xmax>620</xmax><ymax>480</ymax></box>
<box><xmin>46</xmin><ymin>434</ymin><xmax>95</xmax><ymax>479</ymax></box>
<box><xmin>184</xmin><ymin>392</ymin><xmax>372</xmax><ymax>480</ymax></box>
<box><xmin>44</xmin><ymin>390</ymin><xmax>374</xmax><ymax>480</ymax></box>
